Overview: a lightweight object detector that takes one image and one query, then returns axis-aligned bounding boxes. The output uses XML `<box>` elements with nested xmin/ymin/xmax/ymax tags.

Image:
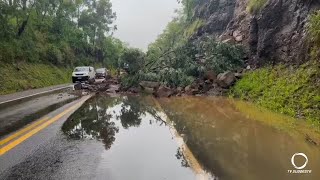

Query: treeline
<box><xmin>0</xmin><ymin>0</ymin><xmax>130</xmax><ymax>68</ymax></box>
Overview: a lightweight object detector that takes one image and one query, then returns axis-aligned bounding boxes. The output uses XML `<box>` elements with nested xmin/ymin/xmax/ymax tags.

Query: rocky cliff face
<box><xmin>194</xmin><ymin>0</ymin><xmax>320</xmax><ymax>66</ymax></box>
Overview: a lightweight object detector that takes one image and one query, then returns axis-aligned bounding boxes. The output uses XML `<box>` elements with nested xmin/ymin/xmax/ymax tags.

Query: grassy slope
<box><xmin>0</xmin><ymin>63</ymin><xmax>72</xmax><ymax>95</ymax></box>
<box><xmin>231</xmin><ymin>62</ymin><xmax>320</xmax><ymax>129</ymax></box>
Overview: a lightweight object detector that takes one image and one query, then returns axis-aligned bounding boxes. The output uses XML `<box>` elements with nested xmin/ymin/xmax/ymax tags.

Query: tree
<box><xmin>120</xmin><ymin>49</ymin><xmax>146</xmax><ymax>75</ymax></box>
<box><xmin>0</xmin><ymin>0</ymin><xmax>122</xmax><ymax>67</ymax></box>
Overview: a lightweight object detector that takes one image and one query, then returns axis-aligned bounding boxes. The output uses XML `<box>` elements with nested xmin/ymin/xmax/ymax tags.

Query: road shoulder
<box><xmin>0</xmin><ymin>83</ymin><xmax>72</xmax><ymax>105</ymax></box>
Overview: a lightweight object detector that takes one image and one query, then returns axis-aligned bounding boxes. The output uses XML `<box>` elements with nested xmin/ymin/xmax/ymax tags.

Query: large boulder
<box><xmin>154</xmin><ymin>86</ymin><xmax>174</xmax><ymax>98</ymax></box>
<box><xmin>204</xmin><ymin>70</ymin><xmax>217</xmax><ymax>82</ymax></box>
<box><xmin>139</xmin><ymin>81</ymin><xmax>160</xmax><ymax>89</ymax></box>
<box><xmin>217</xmin><ymin>71</ymin><xmax>236</xmax><ymax>88</ymax></box>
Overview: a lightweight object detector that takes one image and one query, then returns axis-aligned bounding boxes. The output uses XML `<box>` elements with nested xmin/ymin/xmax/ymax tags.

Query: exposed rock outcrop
<box><xmin>193</xmin><ymin>0</ymin><xmax>320</xmax><ymax>66</ymax></box>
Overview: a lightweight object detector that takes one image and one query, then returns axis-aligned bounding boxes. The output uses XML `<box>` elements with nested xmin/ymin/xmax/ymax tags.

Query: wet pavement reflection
<box><xmin>62</xmin><ymin>95</ymin><xmax>320</xmax><ymax>180</ymax></box>
<box><xmin>0</xmin><ymin>90</ymin><xmax>78</xmax><ymax>138</ymax></box>
<box><xmin>62</xmin><ymin>95</ymin><xmax>198</xmax><ymax>180</ymax></box>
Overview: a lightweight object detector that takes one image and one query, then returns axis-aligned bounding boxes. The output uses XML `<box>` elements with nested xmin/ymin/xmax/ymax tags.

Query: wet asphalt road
<box><xmin>0</xmin><ymin>95</ymin><xmax>205</xmax><ymax>180</ymax></box>
<box><xmin>0</xmin><ymin>84</ymin><xmax>72</xmax><ymax>105</ymax></box>
<box><xmin>0</xmin><ymin>95</ymin><xmax>94</xmax><ymax>179</ymax></box>
<box><xmin>0</xmin><ymin>88</ymin><xmax>78</xmax><ymax>138</ymax></box>
<box><xmin>1</xmin><ymin>87</ymin><xmax>319</xmax><ymax>180</ymax></box>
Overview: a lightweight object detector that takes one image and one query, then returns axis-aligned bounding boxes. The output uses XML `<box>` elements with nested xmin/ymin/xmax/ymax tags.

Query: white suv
<box><xmin>72</xmin><ymin>66</ymin><xmax>95</xmax><ymax>83</ymax></box>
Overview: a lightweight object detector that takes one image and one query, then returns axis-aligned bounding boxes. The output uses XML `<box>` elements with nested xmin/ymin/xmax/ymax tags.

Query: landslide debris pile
<box><xmin>74</xmin><ymin>68</ymin><xmax>247</xmax><ymax>98</ymax></box>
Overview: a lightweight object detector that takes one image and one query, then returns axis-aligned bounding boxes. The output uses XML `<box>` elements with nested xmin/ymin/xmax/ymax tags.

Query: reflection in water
<box><xmin>158</xmin><ymin>96</ymin><xmax>320</xmax><ymax>180</ymax></box>
<box><xmin>62</xmin><ymin>96</ymin><xmax>161</xmax><ymax>150</ymax></box>
<box><xmin>62</xmin><ymin>95</ymin><xmax>196</xmax><ymax>180</ymax></box>
<box><xmin>62</xmin><ymin>95</ymin><xmax>320</xmax><ymax>180</ymax></box>
<box><xmin>62</xmin><ymin>96</ymin><xmax>118</xmax><ymax>149</ymax></box>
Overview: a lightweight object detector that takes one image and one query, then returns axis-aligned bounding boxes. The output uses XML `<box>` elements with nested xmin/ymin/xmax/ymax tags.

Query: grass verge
<box><xmin>230</xmin><ymin>62</ymin><xmax>320</xmax><ymax>130</ymax></box>
<box><xmin>0</xmin><ymin>63</ymin><xmax>72</xmax><ymax>95</ymax></box>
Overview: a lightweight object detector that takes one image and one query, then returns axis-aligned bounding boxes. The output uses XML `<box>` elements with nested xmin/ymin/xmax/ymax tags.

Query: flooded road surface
<box><xmin>62</xmin><ymin>95</ymin><xmax>201</xmax><ymax>180</ymax></box>
<box><xmin>158</xmin><ymin>96</ymin><xmax>320</xmax><ymax>180</ymax></box>
<box><xmin>1</xmin><ymin>95</ymin><xmax>319</xmax><ymax>180</ymax></box>
<box><xmin>61</xmin><ymin>95</ymin><xmax>319</xmax><ymax>180</ymax></box>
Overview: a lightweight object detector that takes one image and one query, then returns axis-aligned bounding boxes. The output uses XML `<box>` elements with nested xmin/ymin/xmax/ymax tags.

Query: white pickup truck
<box><xmin>72</xmin><ymin>66</ymin><xmax>95</xmax><ymax>83</ymax></box>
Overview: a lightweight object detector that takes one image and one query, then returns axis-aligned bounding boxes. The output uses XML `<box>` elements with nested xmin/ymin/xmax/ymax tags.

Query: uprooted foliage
<box><xmin>120</xmin><ymin>36</ymin><xmax>245</xmax><ymax>90</ymax></box>
<box><xmin>119</xmin><ymin>1</ymin><xmax>245</xmax><ymax>93</ymax></box>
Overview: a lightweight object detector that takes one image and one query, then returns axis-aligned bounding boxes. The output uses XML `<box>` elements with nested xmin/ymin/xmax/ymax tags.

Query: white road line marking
<box><xmin>0</xmin><ymin>85</ymin><xmax>72</xmax><ymax>105</ymax></box>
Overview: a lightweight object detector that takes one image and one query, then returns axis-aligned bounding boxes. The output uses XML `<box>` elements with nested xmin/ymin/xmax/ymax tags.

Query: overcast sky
<box><xmin>111</xmin><ymin>0</ymin><xmax>180</xmax><ymax>51</ymax></box>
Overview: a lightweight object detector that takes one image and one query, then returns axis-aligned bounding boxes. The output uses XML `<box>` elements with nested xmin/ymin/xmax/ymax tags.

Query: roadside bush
<box><xmin>46</xmin><ymin>44</ymin><xmax>63</xmax><ymax>65</ymax></box>
<box><xmin>0</xmin><ymin>43</ymin><xmax>15</xmax><ymax>63</ymax></box>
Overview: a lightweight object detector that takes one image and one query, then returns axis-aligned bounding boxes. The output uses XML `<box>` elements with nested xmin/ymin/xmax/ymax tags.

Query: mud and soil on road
<box><xmin>74</xmin><ymin>69</ymin><xmax>244</xmax><ymax>98</ymax></box>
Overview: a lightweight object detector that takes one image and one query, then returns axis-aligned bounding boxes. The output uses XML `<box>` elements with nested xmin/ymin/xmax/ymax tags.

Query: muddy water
<box><xmin>158</xmin><ymin>96</ymin><xmax>320</xmax><ymax>180</ymax></box>
<box><xmin>62</xmin><ymin>95</ymin><xmax>320</xmax><ymax>180</ymax></box>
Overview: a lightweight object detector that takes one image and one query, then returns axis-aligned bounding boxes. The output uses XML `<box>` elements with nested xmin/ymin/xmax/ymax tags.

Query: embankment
<box><xmin>0</xmin><ymin>63</ymin><xmax>71</xmax><ymax>95</ymax></box>
<box><xmin>231</xmin><ymin>62</ymin><xmax>320</xmax><ymax>128</ymax></box>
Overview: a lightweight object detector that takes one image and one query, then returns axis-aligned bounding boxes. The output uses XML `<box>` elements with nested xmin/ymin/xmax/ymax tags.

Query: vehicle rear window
<box><xmin>96</xmin><ymin>69</ymin><xmax>105</xmax><ymax>73</ymax></box>
<box><xmin>74</xmin><ymin>67</ymin><xmax>89</xmax><ymax>72</ymax></box>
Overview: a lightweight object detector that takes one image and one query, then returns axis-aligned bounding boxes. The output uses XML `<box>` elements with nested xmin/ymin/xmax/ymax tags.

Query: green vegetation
<box><xmin>308</xmin><ymin>10</ymin><xmax>320</xmax><ymax>60</ymax></box>
<box><xmin>119</xmin><ymin>48</ymin><xmax>146</xmax><ymax>88</ymax></box>
<box><xmin>247</xmin><ymin>0</ymin><xmax>267</xmax><ymax>14</ymax></box>
<box><xmin>0</xmin><ymin>0</ymin><xmax>144</xmax><ymax>94</ymax></box>
<box><xmin>0</xmin><ymin>63</ymin><xmax>71</xmax><ymax>95</ymax></box>
<box><xmin>120</xmin><ymin>49</ymin><xmax>146</xmax><ymax>75</ymax></box>
<box><xmin>184</xmin><ymin>18</ymin><xmax>204</xmax><ymax>38</ymax></box>
<box><xmin>231</xmin><ymin>63</ymin><xmax>320</xmax><ymax>128</ymax></box>
<box><xmin>127</xmin><ymin>1</ymin><xmax>245</xmax><ymax>89</ymax></box>
<box><xmin>0</xmin><ymin>0</ymin><xmax>127</xmax><ymax>68</ymax></box>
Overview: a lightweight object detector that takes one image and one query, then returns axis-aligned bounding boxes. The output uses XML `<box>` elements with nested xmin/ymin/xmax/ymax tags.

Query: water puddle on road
<box><xmin>0</xmin><ymin>90</ymin><xmax>79</xmax><ymax>138</ymax></box>
<box><xmin>62</xmin><ymin>95</ymin><xmax>320</xmax><ymax>180</ymax></box>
